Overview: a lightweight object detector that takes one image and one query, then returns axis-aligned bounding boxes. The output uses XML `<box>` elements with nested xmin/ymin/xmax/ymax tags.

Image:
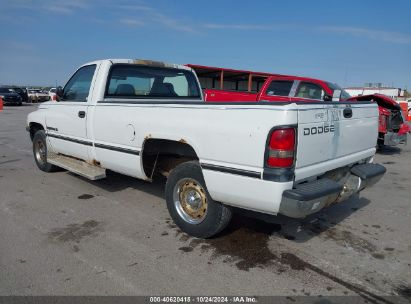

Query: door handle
<box><xmin>78</xmin><ymin>111</ymin><xmax>86</xmax><ymax>118</ymax></box>
<box><xmin>343</xmin><ymin>108</ymin><xmax>352</xmax><ymax>118</ymax></box>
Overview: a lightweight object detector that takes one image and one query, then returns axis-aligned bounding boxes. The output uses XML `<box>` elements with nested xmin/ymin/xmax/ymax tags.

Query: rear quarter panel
<box><xmin>92</xmin><ymin>103</ymin><xmax>297</xmax><ymax>170</ymax></box>
<box><xmin>91</xmin><ymin>102</ymin><xmax>297</xmax><ymax>213</ymax></box>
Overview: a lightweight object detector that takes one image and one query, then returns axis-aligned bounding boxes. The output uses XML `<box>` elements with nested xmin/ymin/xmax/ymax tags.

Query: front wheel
<box><xmin>165</xmin><ymin>161</ymin><xmax>232</xmax><ymax>238</ymax></box>
<box><xmin>32</xmin><ymin>130</ymin><xmax>59</xmax><ymax>172</ymax></box>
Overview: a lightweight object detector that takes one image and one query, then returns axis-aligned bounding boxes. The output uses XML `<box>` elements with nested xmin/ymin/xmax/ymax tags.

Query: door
<box><xmin>46</xmin><ymin>64</ymin><xmax>97</xmax><ymax>161</ymax></box>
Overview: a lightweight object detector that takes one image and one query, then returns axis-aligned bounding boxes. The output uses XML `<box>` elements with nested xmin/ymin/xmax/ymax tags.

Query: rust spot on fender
<box><xmin>92</xmin><ymin>159</ymin><xmax>101</xmax><ymax>166</ymax></box>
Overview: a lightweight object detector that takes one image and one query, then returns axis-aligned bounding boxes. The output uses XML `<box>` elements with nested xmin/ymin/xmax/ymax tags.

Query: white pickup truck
<box><xmin>26</xmin><ymin>59</ymin><xmax>386</xmax><ymax>238</ymax></box>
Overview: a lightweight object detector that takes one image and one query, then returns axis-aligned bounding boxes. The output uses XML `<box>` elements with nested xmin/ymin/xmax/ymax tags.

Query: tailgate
<box><xmin>295</xmin><ymin>102</ymin><xmax>378</xmax><ymax>180</ymax></box>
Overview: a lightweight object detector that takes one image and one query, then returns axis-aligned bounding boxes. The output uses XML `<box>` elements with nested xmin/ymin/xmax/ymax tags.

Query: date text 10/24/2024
<box><xmin>149</xmin><ymin>297</ymin><xmax>258</xmax><ymax>303</ymax></box>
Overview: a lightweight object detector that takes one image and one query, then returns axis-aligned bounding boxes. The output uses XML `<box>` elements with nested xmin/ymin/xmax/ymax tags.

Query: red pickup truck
<box><xmin>187</xmin><ymin>64</ymin><xmax>409</xmax><ymax>147</ymax></box>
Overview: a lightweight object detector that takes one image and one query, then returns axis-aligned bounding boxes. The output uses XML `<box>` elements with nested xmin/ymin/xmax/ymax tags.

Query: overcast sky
<box><xmin>0</xmin><ymin>0</ymin><xmax>410</xmax><ymax>88</ymax></box>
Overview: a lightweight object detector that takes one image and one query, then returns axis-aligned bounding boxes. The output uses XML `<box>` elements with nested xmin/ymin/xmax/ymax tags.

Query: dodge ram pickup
<box><xmin>26</xmin><ymin>59</ymin><xmax>386</xmax><ymax>238</ymax></box>
<box><xmin>187</xmin><ymin>64</ymin><xmax>409</xmax><ymax>147</ymax></box>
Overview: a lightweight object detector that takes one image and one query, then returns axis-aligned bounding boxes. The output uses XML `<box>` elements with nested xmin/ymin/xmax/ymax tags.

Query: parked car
<box><xmin>26</xmin><ymin>59</ymin><xmax>386</xmax><ymax>238</ymax></box>
<box><xmin>349</xmin><ymin>94</ymin><xmax>410</xmax><ymax>147</ymax></box>
<box><xmin>0</xmin><ymin>87</ymin><xmax>23</xmax><ymax>106</ymax></box>
<box><xmin>48</xmin><ymin>88</ymin><xmax>57</xmax><ymax>100</ymax></box>
<box><xmin>8</xmin><ymin>87</ymin><xmax>29</xmax><ymax>102</ymax></box>
<box><xmin>186</xmin><ymin>64</ymin><xmax>409</xmax><ymax>147</ymax></box>
<box><xmin>27</xmin><ymin>89</ymin><xmax>50</xmax><ymax>103</ymax></box>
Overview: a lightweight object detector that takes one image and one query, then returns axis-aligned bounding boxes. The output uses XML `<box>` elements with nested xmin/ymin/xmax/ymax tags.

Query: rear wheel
<box><xmin>165</xmin><ymin>161</ymin><xmax>232</xmax><ymax>238</ymax></box>
<box><xmin>32</xmin><ymin>130</ymin><xmax>58</xmax><ymax>172</ymax></box>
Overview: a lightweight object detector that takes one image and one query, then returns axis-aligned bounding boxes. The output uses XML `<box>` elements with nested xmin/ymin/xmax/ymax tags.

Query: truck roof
<box><xmin>81</xmin><ymin>59</ymin><xmax>193</xmax><ymax>72</ymax></box>
<box><xmin>186</xmin><ymin>64</ymin><xmax>276</xmax><ymax>77</ymax></box>
<box><xmin>186</xmin><ymin>63</ymin><xmax>330</xmax><ymax>84</ymax></box>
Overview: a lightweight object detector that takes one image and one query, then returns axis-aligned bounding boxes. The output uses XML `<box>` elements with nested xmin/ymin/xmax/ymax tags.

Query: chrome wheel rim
<box><xmin>34</xmin><ymin>139</ymin><xmax>46</xmax><ymax>165</ymax></box>
<box><xmin>173</xmin><ymin>178</ymin><xmax>208</xmax><ymax>224</ymax></box>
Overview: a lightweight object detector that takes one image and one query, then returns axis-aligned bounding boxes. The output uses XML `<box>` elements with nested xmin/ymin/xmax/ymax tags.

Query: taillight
<box><xmin>267</xmin><ymin>128</ymin><xmax>295</xmax><ymax>168</ymax></box>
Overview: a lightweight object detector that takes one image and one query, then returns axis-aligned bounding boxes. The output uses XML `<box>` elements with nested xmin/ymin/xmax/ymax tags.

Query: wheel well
<box><xmin>142</xmin><ymin>138</ymin><xmax>199</xmax><ymax>179</ymax></box>
<box><xmin>29</xmin><ymin>123</ymin><xmax>44</xmax><ymax>141</ymax></box>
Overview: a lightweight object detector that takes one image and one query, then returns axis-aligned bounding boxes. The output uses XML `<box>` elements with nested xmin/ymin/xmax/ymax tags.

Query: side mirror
<box><xmin>332</xmin><ymin>89</ymin><xmax>342</xmax><ymax>101</ymax></box>
<box><xmin>56</xmin><ymin>86</ymin><xmax>64</xmax><ymax>98</ymax></box>
<box><xmin>323</xmin><ymin>94</ymin><xmax>332</xmax><ymax>101</ymax></box>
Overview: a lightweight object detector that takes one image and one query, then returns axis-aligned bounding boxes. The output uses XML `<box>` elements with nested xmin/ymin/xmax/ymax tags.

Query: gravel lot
<box><xmin>0</xmin><ymin>104</ymin><xmax>410</xmax><ymax>301</ymax></box>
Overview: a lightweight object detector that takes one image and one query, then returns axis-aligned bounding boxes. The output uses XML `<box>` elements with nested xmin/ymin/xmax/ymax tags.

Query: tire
<box><xmin>165</xmin><ymin>161</ymin><xmax>232</xmax><ymax>238</ymax></box>
<box><xmin>32</xmin><ymin>130</ymin><xmax>59</xmax><ymax>172</ymax></box>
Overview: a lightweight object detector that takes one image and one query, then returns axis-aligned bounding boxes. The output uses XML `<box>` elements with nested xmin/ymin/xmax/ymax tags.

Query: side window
<box><xmin>295</xmin><ymin>82</ymin><xmax>325</xmax><ymax>100</ymax></box>
<box><xmin>265</xmin><ymin>80</ymin><xmax>293</xmax><ymax>96</ymax></box>
<box><xmin>105</xmin><ymin>64</ymin><xmax>201</xmax><ymax>100</ymax></box>
<box><xmin>62</xmin><ymin>65</ymin><xmax>96</xmax><ymax>102</ymax></box>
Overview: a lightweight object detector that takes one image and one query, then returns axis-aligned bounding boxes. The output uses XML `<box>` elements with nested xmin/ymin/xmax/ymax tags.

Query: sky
<box><xmin>0</xmin><ymin>0</ymin><xmax>410</xmax><ymax>88</ymax></box>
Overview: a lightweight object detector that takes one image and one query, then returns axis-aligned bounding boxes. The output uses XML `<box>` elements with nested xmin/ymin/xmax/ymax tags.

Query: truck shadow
<box><xmin>227</xmin><ymin>195</ymin><xmax>371</xmax><ymax>243</ymax></box>
<box><xmin>72</xmin><ymin>170</ymin><xmax>166</xmax><ymax>199</ymax></box>
<box><xmin>171</xmin><ymin>196</ymin><xmax>373</xmax><ymax>273</ymax></box>
<box><xmin>74</xmin><ymin>170</ymin><xmax>371</xmax><ymax>244</ymax></box>
<box><xmin>377</xmin><ymin>145</ymin><xmax>402</xmax><ymax>155</ymax></box>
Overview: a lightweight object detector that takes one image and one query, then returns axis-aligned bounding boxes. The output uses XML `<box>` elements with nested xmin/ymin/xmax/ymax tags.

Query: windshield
<box><xmin>327</xmin><ymin>82</ymin><xmax>351</xmax><ymax>100</ymax></box>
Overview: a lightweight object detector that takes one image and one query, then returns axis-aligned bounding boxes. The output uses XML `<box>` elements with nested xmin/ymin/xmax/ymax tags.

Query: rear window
<box><xmin>105</xmin><ymin>64</ymin><xmax>201</xmax><ymax>100</ymax></box>
<box><xmin>265</xmin><ymin>80</ymin><xmax>293</xmax><ymax>96</ymax></box>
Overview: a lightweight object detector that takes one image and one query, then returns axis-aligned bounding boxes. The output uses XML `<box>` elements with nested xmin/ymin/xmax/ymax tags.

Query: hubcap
<box><xmin>173</xmin><ymin>178</ymin><xmax>208</xmax><ymax>224</ymax></box>
<box><xmin>35</xmin><ymin>139</ymin><xmax>46</xmax><ymax>165</ymax></box>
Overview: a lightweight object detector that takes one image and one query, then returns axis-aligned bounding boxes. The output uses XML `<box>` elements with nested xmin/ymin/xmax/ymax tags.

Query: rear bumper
<box><xmin>384</xmin><ymin>131</ymin><xmax>407</xmax><ymax>146</ymax></box>
<box><xmin>279</xmin><ymin>163</ymin><xmax>386</xmax><ymax>218</ymax></box>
